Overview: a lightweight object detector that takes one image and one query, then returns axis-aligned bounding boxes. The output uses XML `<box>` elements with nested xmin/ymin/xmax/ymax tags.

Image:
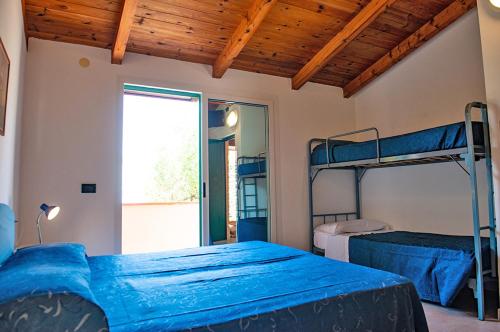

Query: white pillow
<box><xmin>315</xmin><ymin>219</ymin><xmax>387</xmax><ymax>235</ymax></box>
<box><xmin>337</xmin><ymin>219</ymin><xmax>387</xmax><ymax>234</ymax></box>
<box><xmin>314</xmin><ymin>221</ymin><xmax>347</xmax><ymax>235</ymax></box>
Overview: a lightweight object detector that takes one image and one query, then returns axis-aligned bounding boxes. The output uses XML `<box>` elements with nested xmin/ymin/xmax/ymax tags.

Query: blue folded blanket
<box><xmin>349</xmin><ymin>231</ymin><xmax>490</xmax><ymax>306</ymax></box>
<box><xmin>0</xmin><ymin>243</ymin><xmax>108</xmax><ymax>331</ymax></box>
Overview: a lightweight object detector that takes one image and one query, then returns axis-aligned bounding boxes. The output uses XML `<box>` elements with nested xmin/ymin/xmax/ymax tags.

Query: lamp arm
<box><xmin>36</xmin><ymin>211</ymin><xmax>44</xmax><ymax>244</ymax></box>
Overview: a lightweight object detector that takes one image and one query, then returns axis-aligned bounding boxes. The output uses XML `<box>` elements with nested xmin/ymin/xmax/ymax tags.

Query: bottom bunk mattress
<box><xmin>348</xmin><ymin>231</ymin><xmax>491</xmax><ymax>306</ymax></box>
<box><xmin>238</xmin><ymin>217</ymin><xmax>268</xmax><ymax>242</ymax></box>
<box><xmin>88</xmin><ymin>241</ymin><xmax>428</xmax><ymax>331</ymax></box>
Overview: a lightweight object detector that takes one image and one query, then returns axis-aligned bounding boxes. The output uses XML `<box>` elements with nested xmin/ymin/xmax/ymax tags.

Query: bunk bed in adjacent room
<box><xmin>237</xmin><ymin>154</ymin><xmax>268</xmax><ymax>242</ymax></box>
<box><xmin>308</xmin><ymin>102</ymin><xmax>498</xmax><ymax>321</ymax></box>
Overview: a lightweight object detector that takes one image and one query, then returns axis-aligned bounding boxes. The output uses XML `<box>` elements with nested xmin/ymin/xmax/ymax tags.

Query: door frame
<box><xmin>205</xmin><ymin>94</ymin><xmax>277</xmax><ymax>245</ymax></box>
<box><xmin>117</xmin><ymin>82</ymin><xmax>203</xmax><ymax>253</ymax></box>
<box><xmin>115</xmin><ymin>76</ymin><xmax>279</xmax><ymax>252</ymax></box>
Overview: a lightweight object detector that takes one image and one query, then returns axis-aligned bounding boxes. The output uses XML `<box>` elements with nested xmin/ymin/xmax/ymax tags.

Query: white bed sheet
<box><xmin>314</xmin><ymin>229</ymin><xmax>392</xmax><ymax>262</ymax></box>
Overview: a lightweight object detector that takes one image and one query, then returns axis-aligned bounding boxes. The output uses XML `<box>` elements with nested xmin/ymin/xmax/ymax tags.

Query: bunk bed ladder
<box><xmin>242</xmin><ymin>177</ymin><xmax>258</xmax><ymax>218</ymax></box>
<box><xmin>464</xmin><ymin>102</ymin><xmax>497</xmax><ymax>321</ymax></box>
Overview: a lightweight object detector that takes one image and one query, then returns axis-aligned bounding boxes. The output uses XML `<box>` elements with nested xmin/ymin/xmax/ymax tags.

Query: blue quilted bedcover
<box><xmin>89</xmin><ymin>241</ymin><xmax>427</xmax><ymax>331</ymax></box>
<box><xmin>0</xmin><ymin>241</ymin><xmax>428</xmax><ymax>331</ymax></box>
<box><xmin>349</xmin><ymin>231</ymin><xmax>491</xmax><ymax>306</ymax></box>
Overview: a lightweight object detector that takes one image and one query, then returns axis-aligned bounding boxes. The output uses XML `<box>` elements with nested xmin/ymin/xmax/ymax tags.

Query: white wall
<box><xmin>477</xmin><ymin>0</ymin><xmax>500</xmax><ymax>298</ymax></box>
<box><xmin>19</xmin><ymin>39</ymin><xmax>355</xmax><ymax>254</ymax></box>
<box><xmin>0</xmin><ymin>0</ymin><xmax>26</xmax><ymax>210</ymax></box>
<box><xmin>236</xmin><ymin>104</ymin><xmax>267</xmax><ymax>157</ymax></box>
<box><xmin>352</xmin><ymin>10</ymin><xmax>489</xmax><ymax>236</ymax></box>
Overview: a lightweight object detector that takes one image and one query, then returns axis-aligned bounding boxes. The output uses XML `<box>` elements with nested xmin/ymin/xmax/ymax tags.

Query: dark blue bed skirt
<box><xmin>311</xmin><ymin>121</ymin><xmax>485</xmax><ymax>165</ymax></box>
<box><xmin>238</xmin><ymin>217</ymin><xmax>268</xmax><ymax>242</ymax></box>
<box><xmin>349</xmin><ymin>231</ymin><xmax>491</xmax><ymax>306</ymax></box>
<box><xmin>238</xmin><ymin>160</ymin><xmax>266</xmax><ymax>176</ymax></box>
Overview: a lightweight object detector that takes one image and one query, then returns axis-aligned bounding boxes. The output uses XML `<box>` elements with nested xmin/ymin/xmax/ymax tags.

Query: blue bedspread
<box><xmin>238</xmin><ymin>160</ymin><xmax>266</xmax><ymax>176</ymax></box>
<box><xmin>311</xmin><ymin>122</ymin><xmax>485</xmax><ymax>165</ymax></box>
<box><xmin>349</xmin><ymin>231</ymin><xmax>490</xmax><ymax>306</ymax></box>
<box><xmin>89</xmin><ymin>241</ymin><xmax>428</xmax><ymax>331</ymax></box>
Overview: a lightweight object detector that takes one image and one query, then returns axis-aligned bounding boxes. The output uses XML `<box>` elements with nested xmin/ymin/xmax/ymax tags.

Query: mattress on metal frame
<box><xmin>311</xmin><ymin>121</ymin><xmax>485</xmax><ymax>166</ymax></box>
<box><xmin>237</xmin><ymin>160</ymin><xmax>266</xmax><ymax>176</ymax></box>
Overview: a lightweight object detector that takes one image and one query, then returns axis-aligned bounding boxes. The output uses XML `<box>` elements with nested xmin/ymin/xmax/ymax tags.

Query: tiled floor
<box><xmin>424</xmin><ymin>303</ymin><xmax>499</xmax><ymax>331</ymax></box>
<box><xmin>423</xmin><ymin>290</ymin><xmax>499</xmax><ymax>331</ymax></box>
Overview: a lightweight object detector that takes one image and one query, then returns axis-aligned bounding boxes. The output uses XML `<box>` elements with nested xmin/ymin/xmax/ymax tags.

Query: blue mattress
<box><xmin>88</xmin><ymin>241</ymin><xmax>428</xmax><ymax>331</ymax></box>
<box><xmin>349</xmin><ymin>231</ymin><xmax>491</xmax><ymax>306</ymax></box>
<box><xmin>238</xmin><ymin>217</ymin><xmax>268</xmax><ymax>242</ymax></box>
<box><xmin>238</xmin><ymin>160</ymin><xmax>266</xmax><ymax>176</ymax></box>
<box><xmin>312</xmin><ymin>122</ymin><xmax>485</xmax><ymax>165</ymax></box>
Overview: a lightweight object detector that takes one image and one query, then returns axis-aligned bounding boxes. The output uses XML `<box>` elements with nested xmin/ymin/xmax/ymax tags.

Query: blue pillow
<box><xmin>0</xmin><ymin>243</ymin><xmax>108</xmax><ymax>330</ymax></box>
<box><xmin>0</xmin><ymin>204</ymin><xmax>15</xmax><ymax>266</ymax></box>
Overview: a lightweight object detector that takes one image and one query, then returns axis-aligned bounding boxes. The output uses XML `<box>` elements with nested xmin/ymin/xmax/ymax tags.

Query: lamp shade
<box><xmin>226</xmin><ymin>110</ymin><xmax>238</xmax><ymax>128</ymax></box>
<box><xmin>40</xmin><ymin>203</ymin><xmax>60</xmax><ymax>221</ymax></box>
<box><xmin>490</xmin><ymin>0</ymin><xmax>500</xmax><ymax>8</ymax></box>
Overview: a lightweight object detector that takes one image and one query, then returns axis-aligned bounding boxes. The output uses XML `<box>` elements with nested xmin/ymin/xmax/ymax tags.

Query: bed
<box><xmin>307</xmin><ymin>102</ymin><xmax>497</xmax><ymax>320</ymax></box>
<box><xmin>311</xmin><ymin>121</ymin><xmax>484</xmax><ymax>166</ymax></box>
<box><xmin>0</xmin><ymin>240</ymin><xmax>429</xmax><ymax>331</ymax></box>
<box><xmin>315</xmin><ymin>226</ymin><xmax>491</xmax><ymax>307</ymax></box>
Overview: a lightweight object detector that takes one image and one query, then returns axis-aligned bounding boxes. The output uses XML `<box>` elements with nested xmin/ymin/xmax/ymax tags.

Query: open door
<box><xmin>121</xmin><ymin>84</ymin><xmax>202</xmax><ymax>253</ymax></box>
<box><xmin>208</xmin><ymin>140</ymin><xmax>227</xmax><ymax>243</ymax></box>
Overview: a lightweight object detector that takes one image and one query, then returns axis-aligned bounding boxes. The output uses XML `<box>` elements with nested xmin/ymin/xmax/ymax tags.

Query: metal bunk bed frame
<box><xmin>307</xmin><ymin>102</ymin><xmax>498</xmax><ymax>320</ymax></box>
<box><xmin>237</xmin><ymin>153</ymin><xmax>267</xmax><ymax>220</ymax></box>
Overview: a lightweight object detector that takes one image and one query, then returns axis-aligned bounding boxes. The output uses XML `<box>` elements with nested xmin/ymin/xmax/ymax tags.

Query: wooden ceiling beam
<box><xmin>291</xmin><ymin>0</ymin><xmax>397</xmax><ymax>90</ymax></box>
<box><xmin>343</xmin><ymin>0</ymin><xmax>477</xmax><ymax>98</ymax></box>
<box><xmin>212</xmin><ymin>0</ymin><xmax>277</xmax><ymax>79</ymax></box>
<box><xmin>111</xmin><ymin>0</ymin><xmax>139</xmax><ymax>64</ymax></box>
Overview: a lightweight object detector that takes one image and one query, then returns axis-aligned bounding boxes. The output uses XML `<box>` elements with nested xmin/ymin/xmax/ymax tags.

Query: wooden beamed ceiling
<box><xmin>23</xmin><ymin>0</ymin><xmax>476</xmax><ymax>97</ymax></box>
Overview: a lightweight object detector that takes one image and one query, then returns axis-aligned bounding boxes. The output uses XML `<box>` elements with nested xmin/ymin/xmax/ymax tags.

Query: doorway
<box><xmin>121</xmin><ymin>84</ymin><xmax>201</xmax><ymax>254</ymax></box>
<box><xmin>207</xmin><ymin>100</ymin><xmax>269</xmax><ymax>244</ymax></box>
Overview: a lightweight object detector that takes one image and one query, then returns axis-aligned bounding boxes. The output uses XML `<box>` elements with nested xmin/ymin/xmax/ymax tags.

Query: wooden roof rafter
<box><xmin>112</xmin><ymin>0</ymin><xmax>139</xmax><ymax>64</ymax></box>
<box><xmin>291</xmin><ymin>0</ymin><xmax>398</xmax><ymax>90</ymax></box>
<box><xmin>342</xmin><ymin>0</ymin><xmax>478</xmax><ymax>98</ymax></box>
<box><xmin>212</xmin><ymin>0</ymin><xmax>278</xmax><ymax>79</ymax></box>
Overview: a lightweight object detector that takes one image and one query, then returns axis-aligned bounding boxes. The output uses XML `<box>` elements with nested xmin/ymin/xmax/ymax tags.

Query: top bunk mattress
<box><xmin>311</xmin><ymin>121</ymin><xmax>485</xmax><ymax>166</ymax></box>
<box><xmin>238</xmin><ymin>160</ymin><xmax>266</xmax><ymax>176</ymax></box>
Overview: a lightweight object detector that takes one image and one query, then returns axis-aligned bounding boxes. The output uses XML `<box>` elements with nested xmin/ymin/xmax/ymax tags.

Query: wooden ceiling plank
<box><xmin>44</xmin><ymin>0</ymin><xmax>123</xmax><ymax>13</ymax></box>
<box><xmin>212</xmin><ymin>0</ymin><xmax>278</xmax><ymax>79</ymax></box>
<box><xmin>112</xmin><ymin>0</ymin><xmax>139</xmax><ymax>64</ymax></box>
<box><xmin>22</xmin><ymin>0</ymin><xmax>29</xmax><ymax>47</ymax></box>
<box><xmin>26</xmin><ymin>5</ymin><xmax>118</xmax><ymax>30</ymax></box>
<box><xmin>27</xmin><ymin>0</ymin><xmax>120</xmax><ymax>20</ymax></box>
<box><xmin>343</xmin><ymin>0</ymin><xmax>476</xmax><ymax>98</ymax></box>
<box><xmin>280</xmin><ymin>0</ymin><xmax>369</xmax><ymax>18</ymax></box>
<box><xmin>28</xmin><ymin>30</ymin><xmax>111</xmax><ymax>48</ymax></box>
<box><xmin>291</xmin><ymin>0</ymin><xmax>398</xmax><ymax>90</ymax></box>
